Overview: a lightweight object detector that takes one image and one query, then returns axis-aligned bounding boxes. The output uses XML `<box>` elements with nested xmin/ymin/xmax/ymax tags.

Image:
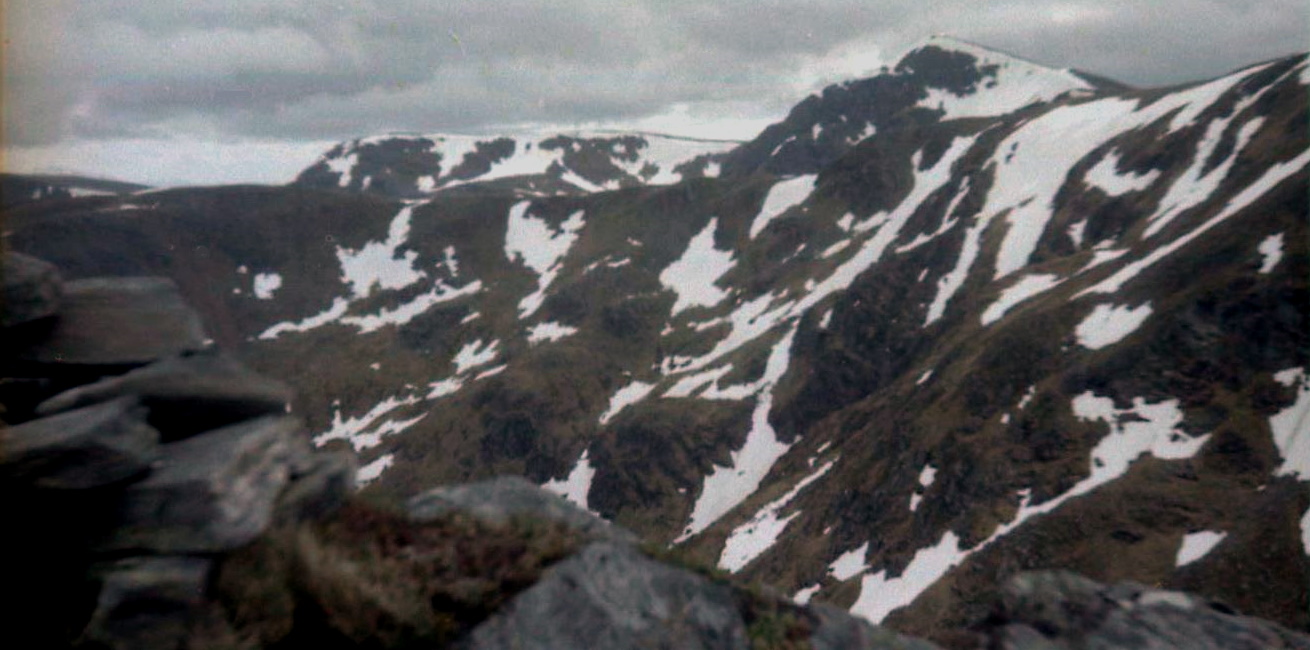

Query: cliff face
<box><xmin>6</xmin><ymin>38</ymin><xmax>1309</xmax><ymax>642</ymax></box>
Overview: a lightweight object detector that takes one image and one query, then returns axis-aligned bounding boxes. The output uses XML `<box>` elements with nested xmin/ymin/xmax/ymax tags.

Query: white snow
<box><xmin>916</xmin><ymin>370</ymin><xmax>933</xmax><ymax>386</ymax></box>
<box><xmin>830</xmin><ymin>542</ymin><xmax>870</xmax><ymax>580</ymax></box>
<box><xmin>1080</xmin><ymin>149</ymin><xmax>1310</xmax><ymax>296</ymax></box>
<box><xmin>1078</xmin><ymin>248</ymin><xmax>1129</xmax><ymax>274</ymax></box>
<box><xmin>1018</xmin><ymin>386</ymin><xmax>1036</xmax><ymax>410</ymax></box>
<box><xmin>918</xmin><ymin>464</ymin><xmax>938</xmax><ymax>488</ymax></box>
<box><xmin>258</xmin><ymin>297</ymin><xmax>350</xmax><ymax>340</ymax></box>
<box><xmin>527</xmin><ymin>321</ymin><xmax>579</xmax><ymax>344</ymax></box>
<box><xmin>340</xmin><ymin>279</ymin><xmax>484</xmax><ymax>334</ymax></box>
<box><xmin>460</xmin><ymin>311</ymin><xmax>481</xmax><ymax>324</ymax></box>
<box><xmin>911</xmin><ymin>36</ymin><xmax>1091</xmax><ymax>120</ymax></box>
<box><xmin>1301</xmin><ymin>506</ymin><xmax>1310</xmax><ymax>557</ymax></box>
<box><xmin>337</xmin><ymin>204</ymin><xmax>426</xmax><ymax>299</ymax></box>
<box><xmin>505</xmin><ymin>202</ymin><xmax>586</xmax><ymax>317</ymax></box>
<box><xmin>821</xmin><ymin>239</ymin><xmax>853</xmax><ymax>259</ymax></box>
<box><xmin>452</xmin><ymin>339</ymin><xmax>500</xmax><ymax>374</ymax></box>
<box><xmin>426</xmin><ymin>377</ymin><xmax>464</xmax><ymax>399</ymax></box>
<box><xmin>325</xmin><ymin>151</ymin><xmax>356</xmax><ymax>188</ymax></box>
<box><xmin>1143</xmin><ymin>117</ymin><xmax>1264</xmax><ymax>239</ymax></box>
<box><xmin>678</xmin><ymin>327</ymin><xmax>799</xmax><ymax>541</ymax></box>
<box><xmin>252</xmin><ymin>272</ymin><xmax>282</xmax><ymax>300</ymax></box>
<box><xmin>1176</xmin><ymin>531</ymin><xmax>1227</xmax><ymax>567</ymax></box>
<box><xmin>1075</xmin><ymin>302</ymin><xmax>1153</xmax><ymax>350</ymax></box>
<box><xmin>355</xmin><ymin>453</ymin><xmax>394</xmax><ymax>486</ymax></box>
<box><xmin>1068</xmin><ymin>220</ymin><xmax>1088</xmax><ymax>248</ymax></box>
<box><xmin>836</xmin><ymin>213</ymin><xmax>856</xmax><ymax>232</ymax></box>
<box><xmin>660</xmin><ymin>218</ymin><xmax>737</xmax><ymax>315</ymax></box>
<box><xmin>719</xmin><ymin>460</ymin><xmax>835</xmax><ymax>572</ymax></box>
<box><xmin>793</xmin><ymin>584</ymin><xmax>823</xmax><ymax>605</ymax></box>
<box><xmin>750</xmin><ymin>175</ymin><xmax>818</xmax><ymax>239</ymax></box>
<box><xmin>819</xmin><ymin>309</ymin><xmax>834</xmax><ymax>330</ymax></box>
<box><xmin>542</xmin><ymin>449</ymin><xmax>597</xmax><ymax>512</ymax></box>
<box><xmin>598</xmin><ymin>381</ymin><xmax>656</xmax><ymax>425</ymax></box>
<box><xmin>313</xmin><ymin>395</ymin><xmax>426</xmax><ymax>452</ymax></box>
<box><xmin>474</xmin><ymin>364</ymin><xmax>508</xmax><ymax>380</ymax></box>
<box><xmin>1270</xmin><ymin>368</ymin><xmax>1310</xmax><ymax>479</ymax></box>
<box><xmin>664</xmin><ymin>365</ymin><xmax>734</xmax><ymax>398</ymax></box>
<box><xmin>980</xmin><ymin>274</ymin><xmax>1063</xmax><ymax>325</ymax></box>
<box><xmin>1073</xmin><ymin>393</ymin><xmax>1209</xmax><ymax>477</ymax></box>
<box><xmin>850</xmin><ymin>532</ymin><xmax>966</xmax><ymax>623</ymax></box>
<box><xmin>1257</xmin><ymin>233</ymin><xmax>1284</xmax><ymax>274</ymax></box>
<box><xmin>1084</xmin><ymin>151</ymin><xmax>1160</xmax><ymax>196</ymax></box>
<box><xmin>895</xmin><ymin>180</ymin><xmax>971</xmax><ymax>254</ymax></box>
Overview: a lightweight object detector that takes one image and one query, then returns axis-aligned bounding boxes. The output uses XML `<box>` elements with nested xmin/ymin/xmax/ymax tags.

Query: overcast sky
<box><xmin>5</xmin><ymin>1</ymin><xmax>1306</xmax><ymax>186</ymax></box>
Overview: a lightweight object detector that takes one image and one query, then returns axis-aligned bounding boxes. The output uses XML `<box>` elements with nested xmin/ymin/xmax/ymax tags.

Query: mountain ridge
<box><xmin>7</xmin><ymin>40</ymin><xmax>1308</xmax><ymax>644</ymax></box>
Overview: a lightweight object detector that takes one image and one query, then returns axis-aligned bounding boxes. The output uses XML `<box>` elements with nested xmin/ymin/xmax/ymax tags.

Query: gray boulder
<box><xmin>991</xmin><ymin>571</ymin><xmax>1310</xmax><ymax>649</ymax></box>
<box><xmin>81</xmin><ymin>556</ymin><xmax>211</xmax><ymax>650</ymax></box>
<box><xmin>808</xmin><ymin>603</ymin><xmax>943</xmax><ymax>650</ymax></box>
<box><xmin>0</xmin><ymin>396</ymin><xmax>158</xmax><ymax>489</ymax></box>
<box><xmin>103</xmin><ymin>415</ymin><xmax>298</xmax><ymax>554</ymax></box>
<box><xmin>2</xmin><ymin>252</ymin><xmax>62</xmax><ymax>327</ymax></box>
<box><xmin>37</xmin><ymin>352</ymin><xmax>294</xmax><ymax>440</ymax></box>
<box><xmin>408</xmin><ymin>475</ymin><xmax>638</xmax><ymax>544</ymax></box>
<box><xmin>275</xmin><ymin>449</ymin><xmax>356</xmax><ymax>522</ymax></box>
<box><xmin>460</xmin><ymin>541</ymin><xmax>749</xmax><ymax>650</ymax></box>
<box><xmin>15</xmin><ymin>277</ymin><xmax>207</xmax><ymax>369</ymax></box>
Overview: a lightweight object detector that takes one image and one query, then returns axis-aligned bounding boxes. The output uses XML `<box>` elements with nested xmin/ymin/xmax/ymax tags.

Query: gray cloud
<box><xmin>4</xmin><ymin>0</ymin><xmax>1306</xmax><ymax>150</ymax></box>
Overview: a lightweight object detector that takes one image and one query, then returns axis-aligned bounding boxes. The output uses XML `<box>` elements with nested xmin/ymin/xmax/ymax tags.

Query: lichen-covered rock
<box><xmin>103</xmin><ymin>415</ymin><xmax>298</xmax><ymax>554</ymax></box>
<box><xmin>2</xmin><ymin>252</ymin><xmax>62</xmax><ymax>328</ymax></box>
<box><xmin>408</xmin><ymin>475</ymin><xmax>638</xmax><ymax>544</ymax></box>
<box><xmin>0</xmin><ymin>396</ymin><xmax>158</xmax><ymax>489</ymax></box>
<box><xmin>987</xmin><ymin>571</ymin><xmax>1310</xmax><ymax>650</ymax></box>
<box><xmin>460</xmin><ymin>541</ymin><xmax>749</xmax><ymax>650</ymax></box>
<box><xmin>14</xmin><ymin>277</ymin><xmax>207</xmax><ymax>370</ymax></box>
<box><xmin>37</xmin><ymin>351</ymin><xmax>294</xmax><ymax>440</ymax></box>
<box><xmin>81</xmin><ymin>556</ymin><xmax>211</xmax><ymax>650</ymax></box>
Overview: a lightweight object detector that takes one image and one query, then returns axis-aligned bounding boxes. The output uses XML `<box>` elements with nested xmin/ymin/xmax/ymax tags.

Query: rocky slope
<box><xmin>7</xmin><ymin>36</ymin><xmax>1309</xmax><ymax>643</ymax></box>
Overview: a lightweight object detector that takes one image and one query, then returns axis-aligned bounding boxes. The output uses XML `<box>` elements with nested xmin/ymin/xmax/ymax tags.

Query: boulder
<box><xmin>0</xmin><ymin>396</ymin><xmax>158</xmax><ymax>489</ymax></box>
<box><xmin>81</xmin><ymin>556</ymin><xmax>211</xmax><ymax>650</ymax></box>
<box><xmin>460</xmin><ymin>541</ymin><xmax>749</xmax><ymax>650</ymax></box>
<box><xmin>989</xmin><ymin>571</ymin><xmax>1310</xmax><ymax>649</ymax></box>
<box><xmin>14</xmin><ymin>277</ymin><xmax>207</xmax><ymax>370</ymax></box>
<box><xmin>275</xmin><ymin>450</ymin><xmax>356</xmax><ymax>522</ymax></box>
<box><xmin>2</xmin><ymin>252</ymin><xmax>62</xmax><ymax>328</ymax></box>
<box><xmin>408</xmin><ymin>475</ymin><xmax>638</xmax><ymax>544</ymax></box>
<box><xmin>807</xmin><ymin>604</ymin><xmax>943</xmax><ymax>650</ymax></box>
<box><xmin>102</xmin><ymin>415</ymin><xmax>298</xmax><ymax>554</ymax></box>
<box><xmin>37</xmin><ymin>352</ymin><xmax>294</xmax><ymax>440</ymax></box>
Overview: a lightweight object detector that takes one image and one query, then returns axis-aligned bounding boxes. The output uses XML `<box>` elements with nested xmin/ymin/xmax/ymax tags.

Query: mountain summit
<box><xmin>8</xmin><ymin>39</ymin><xmax>1309</xmax><ymax>644</ymax></box>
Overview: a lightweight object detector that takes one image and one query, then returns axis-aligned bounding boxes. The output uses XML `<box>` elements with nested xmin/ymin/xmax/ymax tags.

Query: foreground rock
<box><xmin>409</xmin><ymin>475</ymin><xmax>639</xmax><ymax>544</ymax></box>
<box><xmin>1</xmin><ymin>396</ymin><xmax>158</xmax><ymax>489</ymax></box>
<box><xmin>984</xmin><ymin>571</ymin><xmax>1310</xmax><ymax>650</ymax></box>
<box><xmin>81</xmin><ymin>557</ymin><xmax>211</xmax><ymax>650</ymax></box>
<box><xmin>2</xmin><ymin>252</ymin><xmax>62</xmax><ymax>327</ymax></box>
<box><xmin>37</xmin><ymin>351</ymin><xmax>294</xmax><ymax>439</ymax></box>
<box><xmin>14</xmin><ymin>277</ymin><xmax>207</xmax><ymax>371</ymax></box>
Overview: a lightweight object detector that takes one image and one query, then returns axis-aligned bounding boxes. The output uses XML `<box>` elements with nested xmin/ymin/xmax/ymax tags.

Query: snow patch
<box><xmin>599</xmin><ymin>381</ymin><xmax>656</xmax><ymax>425</ymax></box>
<box><xmin>1176</xmin><ymin>531</ymin><xmax>1226</xmax><ymax>567</ymax></box>
<box><xmin>719</xmin><ymin>460</ymin><xmax>835</xmax><ymax>572</ymax></box>
<box><xmin>1270</xmin><ymin>368</ymin><xmax>1310</xmax><ymax>479</ymax></box>
<box><xmin>1075</xmin><ymin>302</ymin><xmax>1153</xmax><ymax>350</ymax></box>
<box><xmin>527</xmin><ymin>321</ymin><xmax>579</xmax><ymax>344</ymax></box>
<box><xmin>356</xmin><ymin>453</ymin><xmax>394</xmax><ymax>486</ymax></box>
<box><xmin>542</xmin><ymin>449</ymin><xmax>597</xmax><ymax>512</ymax></box>
<box><xmin>850</xmin><ymin>532</ymin><xmax>965</xmax><ymax>624</ymax></box>
<box><xmin>505</xmin><ymin>202</ymin><xmax>586</xmax><ymax>317</ymax></box>
<box><xmin>338</xmin><ymin>204</ymin><xmax>426</xmax><ymax>299</ymax></box>
<box><xmin>314</xmin><ymin>396</ymin><xmax>425</xmax><ymax>451</ymax></box>
<box><xmin>452</xmin><ymin>339</ymin><xmax>500</xmax><ymax>374</ymax></box>
<box><xmin>253</xmin><ymin>273</ymin><xmax>282</xmax><ymax>299</ymax></box>
<box><xmin>980</xmin><ymin>274</ymin><xmax>1062</xmax><ymax>325</ymax></box>
<box><xmin>750</xmin><ymin>175</ymin><xmax>818</xmax><ymax>239</ymax></box>
<box><xmin>660</xmin><ymin>218</ymin><xmax>736</xmax><ymax>315</ymax></box>
<box><xmin>830</xmin><ymin>542</ymin><xmax>870</xmax><ymax>580</ymax></box>
<box><xmin>1084</xmin><ymin>151</ymin><xmax>1160</xmax><ymax>196</ymax></box>
<box><xmin>1257</xmin><ymin>233</ymin><xmax>1284</xmax><ymax>274</ymax></box>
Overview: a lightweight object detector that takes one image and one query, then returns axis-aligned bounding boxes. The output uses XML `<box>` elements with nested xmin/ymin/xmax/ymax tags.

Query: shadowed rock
<box><xmin>2</xmin><ymin>252</ymin><xmax>62</xmax><ymax>328</ymax></box>
<box><xmin>461</xmin><ymin>541</ymin><xmax>748</xmax><ymax>650</ymax></box>
<box><xmin>275</xmin><ymin>450</ymin><xmax>356</xmax><ymax>522</ymax></box>
<box><xmin>1</xmin><ymin>396</ymin><xmax>158</xmax><ymax>489</ymax></box>
<box><xmin>988</xmin><ymin>571</ymin><xmax>1310</xmax><ymax>649</ymax></box>
<box><xmin>408</xmin><ymin>475</ymin><xmax>638</xmax><ymax>544</ymax></box>
<box><xmin>103</xmin><ymin>415</ymin><xmax>298</xmax><ymax>554</ymax></box>
<box><xmin>808</xmin><ymin>604</ymin><xmax>943</xmax><ymax>650</ymax></box>
<box><xmin>37</xmin><ymin>352</ymin><xmax>294</xmax><ymax>440</ymax></box>
<box><xmin>14</xmin><ymin>277</ymin><xmax>207</xmax><ymax>370</ymax></box>
<box><xmin>82</xmin><ymin>556</ymin><xmax>211</xmax><ymax>650</ymax></box>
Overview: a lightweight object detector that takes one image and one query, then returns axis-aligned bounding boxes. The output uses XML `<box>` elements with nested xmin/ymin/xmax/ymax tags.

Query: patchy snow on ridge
<box><xmin>750</xmin><ymin>175</ymin><xmax>818</xmax><ymax>239</ymax></box>
<box><xmin>356</xmin><ymin>453</ymin><xmax>394</xmax><ymax>486</ymax></box>
<box><xmin>452</xmin><ymin>339</ymin><xmax>500</xmax><ymax>374</ymax></box>
<box><xmin>980</xmin><ymin>273</ymin><xmax>1063</xmax><ymax>325</ymax></box>
<box><xmin>719</xmin><ymin>460</ymin><xmax>835</xmax><ymax>572</ymax></box>
<box><xmin>1270</xmin><ymin>368</ymin><xmax>1310</xmax><ymax>479</ymax></box>
<box><xmin>1084</xmin><ymin>151</ymin><xmax>1160</xmax><ymax>196</ymax></box>
<box><xmin>599</xmin><ymin>381</ymin><xmax>656</xmax><ymax>425</ymax></box>
<box><xmin>850</xmin><ymin>532</ymin><xmax>966</xmax><ymax>624</ymax></box>
<box><xmin>678</xmin><ymin>327</ymin><xmax>799</xmax><ymax>541</ymax></box>
<box><xmin>542</xmin><ymin>449</ymin><xmax>597</xmax><ymax>512</ymax></box>
<box><xmin>505</xmin><ymin>202</ymin><xmax>586</xmax><ymax>317</ymax></box>
<box><xmin>1176</xmin><ymin>531</ymin><xmax>1227</xmax><ymax>567</ymax></box>
<box><xmin>338</xmin><ymin>203</ymin><xmax>426</xmax><ymax>299</ymax></box>
<box><xmin>660</xmin><ymin>218</ymin><xmax>736</xmax><ymax>315</ymax></box>
<box><xmin>830</xmin><ymin>542</ymin><xmax>871</xmax><ymax>580</ymax></box>
<box><xmin>1258</xmin><ymin>233</ymin><xmax>1285</xmax><ymax>274</ymax></box>
<box><xmin>910</xmin><ymin>36</ymin><xmax>1091</xmax><ymax>121</ymax></box>
<box><xmin>341</xmin><ymin>280</ymin><xmax>484</xmax><ymax>334</ymax></box>
<box><xmin>313</xmin><ymin>395</ymin><xmax>425</xmax><ymax>451</ymax></box>
<box><xmin>1075</xmin><ymin>302</ymin><xmax>1153</xmax><ymax>350</ymax></box>
<box><xmin>258</xmin><ymin>298</ymin><xmax>350</xmax><ymax>340</ymax></box>
<box><xmin>909</xmin><ymin>463</ymin><xmax>938</xmax><ymax>512</ymax></box>
<box><xmin>252</xmin><ymin>272</ymin><xmax>282</xmax><ymax>300</ymax></box>
<box><xmin>527</xmin><ymin>321</ymin><xmax>579</xmax><ymax>344</ymax></box>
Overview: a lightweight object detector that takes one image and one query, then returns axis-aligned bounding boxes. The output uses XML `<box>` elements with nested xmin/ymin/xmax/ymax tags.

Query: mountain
<box><xmin>7</xmin><ymin>37</ymin><xmax>1309</xmax><ymax>644</ymax></box>
<box><xmin>291</xmin><ymin>131</ymin><xmax>742</xmax><ymax>198</ymax></box>
<box><xmin>1</xmin><ymin>173</ymin><xmax>151</xmax><ymax>209</ymax></box>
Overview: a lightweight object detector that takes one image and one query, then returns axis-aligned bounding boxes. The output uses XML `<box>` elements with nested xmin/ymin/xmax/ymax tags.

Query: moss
<box><xmin>201</xmin><ymin>499</ymin><xmax>582</xmax><ymax>649</ymax></box>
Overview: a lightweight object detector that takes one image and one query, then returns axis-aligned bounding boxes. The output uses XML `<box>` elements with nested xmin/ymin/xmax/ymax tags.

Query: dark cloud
<box><xmin>4</xmin><ymin>0</ymin><xmax>1306</xmax><ymax>151</ymax></box>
